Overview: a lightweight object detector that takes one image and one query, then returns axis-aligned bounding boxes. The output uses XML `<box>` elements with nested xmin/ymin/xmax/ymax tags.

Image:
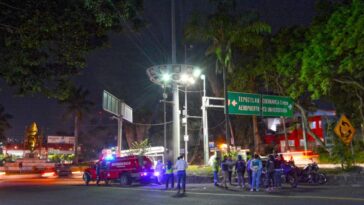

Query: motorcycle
<box><xmin>280</xmin><ymin>161</ymin><xmax>299</xmax><ymax>188</ymax></box>
<box><xmin>298</xmin><ymin>162</ymin><xmax>327</xmax><ymax>185</ymax></box>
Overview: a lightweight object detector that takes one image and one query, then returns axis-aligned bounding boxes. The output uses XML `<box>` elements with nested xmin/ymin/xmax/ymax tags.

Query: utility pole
<box><xmin>223</xmin><ymin>66</ymin><xmax>230</xmax><ymax>151</ymax></box>
<box><xmin>163</xmin><ymin>86</ymin><xmax>167</xmax><ymax>155</ymax></box>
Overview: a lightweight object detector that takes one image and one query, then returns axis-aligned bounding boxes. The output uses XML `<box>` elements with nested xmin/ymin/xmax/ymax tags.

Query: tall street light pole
<box><xmin>148</xmin><ymin>66</ymin><xmax>200</xmax><ymax>163</ymax></box>
<box><xmin>183</xmin><ymin>86</ymin><xmax>188</xmax><ymax>161</ymax></box>
<box><xmin>171</xmin><ymin>0</ymin><xmax>180</xmax><ymax>161</ymax></box>
<box><xmin>171</xmin><ymin>0</ymin><xmax>176</xmax><ymax>64</ymax></box>
<box><xmin>147</xmin><ymin>1</ymin><xmax>202</xmax><ymax>163</ymax></box>
<box><xmin>172</xmin><ymin>85</ymin><xmax>180</xmax><ymax>161</ymax></box>
<box><xmin>163</xmin><ymin>85</ymin><xmax>167</xmax><ymax>155</ymax></box>
<box><xmin>201</xmin><ymin>74</ymin><xmax>209</xmax><ymax>165</ymax></box>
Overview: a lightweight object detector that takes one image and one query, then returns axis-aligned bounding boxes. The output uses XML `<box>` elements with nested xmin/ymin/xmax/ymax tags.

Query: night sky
<box><xmin>1</xmin><ymin>0</ymin><xmax>316</xmax><ymax>139</ymax></box>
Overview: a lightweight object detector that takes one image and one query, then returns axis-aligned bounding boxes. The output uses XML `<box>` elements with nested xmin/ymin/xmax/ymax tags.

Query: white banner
<box><xmin>47</xmin><ymin>136</ymin><xmax>75</xmax><ymax>144</ymax></box>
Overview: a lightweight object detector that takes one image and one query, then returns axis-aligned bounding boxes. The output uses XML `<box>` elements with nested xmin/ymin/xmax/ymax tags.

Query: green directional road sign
<box><xmin>261</xmin><ymin>95</ymin><xmax>293</xmax><ymax>117</ymax></box>
<box><xmin>227</xmin><ymin>92</ymin><xmax>261</xmax><ymax>115</ymax></box>
<box><xmin>227</xmin><ymin>91</ymin><xmax>294</xmax><ymax>117</ymax></box>
<box><xmin>103</xmin><ymin>90</ymin><xmax>120</xmax><ymax>116</ymax></box>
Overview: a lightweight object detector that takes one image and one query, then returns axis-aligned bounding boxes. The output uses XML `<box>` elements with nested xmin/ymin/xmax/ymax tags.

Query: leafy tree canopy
<box><xmin>0</xmin><ymin>105</ymin><xmax>12</xmax><ymax>143</ymax></box>
<box><xmin>0</xmin><ymin>0</ymin><xmax>143</xmax><ymax>99</ymax></box>
<box><xmin>261</xmin><ymin>0</ymin><xmax>364</xmax><ymax>124</ymax></box>
<box><xmin>301</xmin><ymin>0</ymin><xmax>364</xmax><ymax>99</ymax></box>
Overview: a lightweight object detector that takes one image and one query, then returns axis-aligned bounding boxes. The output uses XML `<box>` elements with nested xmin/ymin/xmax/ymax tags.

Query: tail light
<box><xmin>140</xmin><ymin>172</ymin><xmax>148</xmax><ymax>177</ymax></box>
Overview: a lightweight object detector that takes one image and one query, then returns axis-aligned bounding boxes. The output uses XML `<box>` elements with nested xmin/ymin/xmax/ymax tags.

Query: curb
<box><xmin>187</xmin><ymin>175</ymin><xmax>212</xmax><ymax>184</ymax></box>
<box><xmin>327</xmin><ymin>174</ymin><xmax>364</xmax><ymax>185</ymax></box>
<box><xmin>186</xmin><ymin>174</ymin><xmax>364</xmax><ymax>185</ymax></box>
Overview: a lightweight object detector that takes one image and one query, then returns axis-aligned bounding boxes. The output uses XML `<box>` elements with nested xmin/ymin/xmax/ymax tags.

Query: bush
<box><xmin>318</xmin><ymin>152</ymin><xmax>331</xmax><ymax>164</ymax></box>
<box><xmin>330</xmin><ymin>140</ymin><xmax>355</xmax><ymax>170</ymax></box>
<box><xmin>316</xmin><ymin>138</ymin><xmax>364</xmax><ymax>170</ymax></box>
<box><xmin>187</xmin><ymin>165</ymin><xmax>213</xmax><ymax>176</ymax></box>
<box><xmin>354</xmin><ymin>151</ymin><xmax>364</xmax><ymax>163</ymax></box>
<box><xmin>48</xmin><ymin>154</ymin><xmax>75</xmax><ymax>163</ymax></box>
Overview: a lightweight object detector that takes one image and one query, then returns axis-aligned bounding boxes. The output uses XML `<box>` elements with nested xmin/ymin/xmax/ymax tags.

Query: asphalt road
<box><xmin>1</xmin><ymin>178</ymin><xmax>364</xmax><ymax>205</ymax></box>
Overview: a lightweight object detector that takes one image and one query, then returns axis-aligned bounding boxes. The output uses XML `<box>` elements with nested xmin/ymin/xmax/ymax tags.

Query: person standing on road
<box><xmin>221</xmin><ymin>156</ymin><xmax>229</xmax><ymax>189</ymax></box>
<box><xmin>165</xmin><ymin>160</ymin><xmax>174</xmax><ymax>189</ymax></box>
<box><xmin>235</xmin><ymin>155</ymin><xmax>246</xmax><ymax>189</ymax></box>
<box><xmin>250</xmin><ymin>154</ymin><xmax>262</xmax><ymax>192</ymax></box>
<box><xmin>155</xmin><ymin>160</ymin><xmax>164</xmax><ymax>185</ymax></box>
<box><xmin>95</xmin><ymin>161</ymin><xmax>101</xmax><ymax>185</ymax></box>
<box><xmin>212</xmin><ymin>156</ymin><xmax>220</xmax><ymax>186</ymax></box>
<box><xmin>246</xmin><ymin>155</ymin><xmax>253</xmax><ymax>188</ymax></box>
<box><xmin>18</xmin><ymin>161</ymin><xmax>23</xmax><ymax>174</ymax></box>
<box><xmin>227</xmin><ymin>156</ymin><xmax>234</xmax><ymax>185</ymax></box>
<box><xmin>274</xmin><ymin>154</ymin><xmax>283</xmax><ymax>188</ymax></box>
<box><xmin>175</xmin><ymin>155</ymin><xmax>188</xmax><ymax>194</ymax></box>
<box><xmin>266</xmin><ymin>154</ymin><xmax>275</xmax><ymax>192</ymax></box>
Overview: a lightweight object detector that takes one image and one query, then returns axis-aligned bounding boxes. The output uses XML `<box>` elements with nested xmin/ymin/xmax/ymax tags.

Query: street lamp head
<box><xmin>161</xmin><ymin>73</ymin><xmax>171</xmax><ymax>82</ymax></box>
<box><xmin>200</xmin><ymin>74</ymin><xmax>206</xmax><ymax>80</ymax></box>
<box><xmin>180</xmin><ymin>73</ymin><xmax>189</xmax><ymax>83</ymax></box>
<box><xmin>188</xmin><ymin>77</ymin><xmax>196</xmax><ymax>85</ymax></box>
<box><xmin>193</xmin><ymin>68</ymin><xmax>202</xmax><ymax>77</ymax></box>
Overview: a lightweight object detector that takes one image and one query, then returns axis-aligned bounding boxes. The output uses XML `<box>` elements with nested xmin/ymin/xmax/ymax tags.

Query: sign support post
<box><xmin>103</xmin><ymin>90</ymin><xmax>133</xmax><ymax>156</ymax></box>
<box><xmin>117</xmin><ymin>115</ymin><xmax>123</xmax><ymax>157</ymax></box>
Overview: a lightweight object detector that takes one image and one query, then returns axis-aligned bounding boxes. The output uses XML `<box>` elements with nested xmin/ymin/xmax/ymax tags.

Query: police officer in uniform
<box><xmin>212</xmin><ymin>156</ymin><xmax>220</xmax><ymax>186</ymax></box>
<box><xmin>165</xmin><ymin>160</ymin><xmax>174</xmax><ymax>189</ymax></box>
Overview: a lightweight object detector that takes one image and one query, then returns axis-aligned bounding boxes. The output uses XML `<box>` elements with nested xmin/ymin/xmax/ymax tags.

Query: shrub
<box><xmin>187</xmin><ymin>165</ymin><xmax>213</xmax><ymax>176</ymax></box>
<box><xmin>330</xmin><ymin>138</ymin><xmax>355</xmax><ymax>170</ymax></box>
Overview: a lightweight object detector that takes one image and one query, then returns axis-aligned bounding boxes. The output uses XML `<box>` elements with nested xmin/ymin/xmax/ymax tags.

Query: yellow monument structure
<box><xmin>24</xmin><ymin>122</ymin><xmax>42</xmax><ymax>157</ymax></box>
<box><xmin>4</xmin><ymin>122</ymin><xmax>53</xmax><ymax>173</ymax></box>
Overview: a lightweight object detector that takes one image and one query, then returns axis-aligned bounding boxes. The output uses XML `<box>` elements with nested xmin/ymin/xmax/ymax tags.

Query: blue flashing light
<box><xmin>105</xmin><ymin>154</ymin><xmax>114</xmax><ymax>161</ymax></box>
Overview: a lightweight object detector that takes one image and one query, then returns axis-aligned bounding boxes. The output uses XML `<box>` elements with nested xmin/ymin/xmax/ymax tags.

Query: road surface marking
<box><xmin>111</xmin><ymin>187</ymin><xmax>364</xmax><ymax>202</ymax></box>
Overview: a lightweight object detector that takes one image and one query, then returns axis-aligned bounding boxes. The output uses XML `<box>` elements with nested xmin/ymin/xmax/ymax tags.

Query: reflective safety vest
<box><xmin>212</xmin><ymin>160</ymin><xmax>219</xmax><ymax>172</ymax></box>
<box><xmin>166</xmin><ymin>167</ymin><xmax>173</xmax><ymax>174</ymax></box>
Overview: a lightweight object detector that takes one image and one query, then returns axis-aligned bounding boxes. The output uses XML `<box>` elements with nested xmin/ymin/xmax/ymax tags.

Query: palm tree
<box><xmin>185</xmin><ymin>0</ymin><xmax>270</xmax><ymax>153</ymax></box>
<box><xmin>60</xmin><ymin>86</ymin><xmax>94</xmax><ymax>163</ymax></box>
<box><xmin>0</xmin><ymin>105</ymin><xmax>12</xmax><ymax>143</ymax></box>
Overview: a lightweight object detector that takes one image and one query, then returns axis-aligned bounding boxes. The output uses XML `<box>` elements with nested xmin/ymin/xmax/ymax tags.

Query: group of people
<box><xmin>212</xmin><ymin>153</ymin><xmax>286</xmax><ymax>192</ymax></box>
<box><xmin>154</xmin><ymin>153</ymin><xmax>288</xmax><ymax>193</ymax></box>
<box><xmin>155</xmin><ymin>155</ymin><xmax>188</xmax><ymax>194</ymax></box>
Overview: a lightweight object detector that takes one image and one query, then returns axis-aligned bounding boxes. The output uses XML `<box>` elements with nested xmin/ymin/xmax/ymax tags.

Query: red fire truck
<box><xmin>82</xmin><ymin>155</ymin><xmax>156</xmax><ymax>186</ymax></box>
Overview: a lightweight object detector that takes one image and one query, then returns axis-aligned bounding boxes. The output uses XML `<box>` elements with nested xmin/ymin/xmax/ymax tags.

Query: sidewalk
<box><xmin>319</xmin><ymin>164</ymin><xmax>364</xmax><ymax>169</ymax></box>
<box><xmin>186</xmin><ymin>171</ymin><xmax>364</xmax><ymax>186</ymax></box>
